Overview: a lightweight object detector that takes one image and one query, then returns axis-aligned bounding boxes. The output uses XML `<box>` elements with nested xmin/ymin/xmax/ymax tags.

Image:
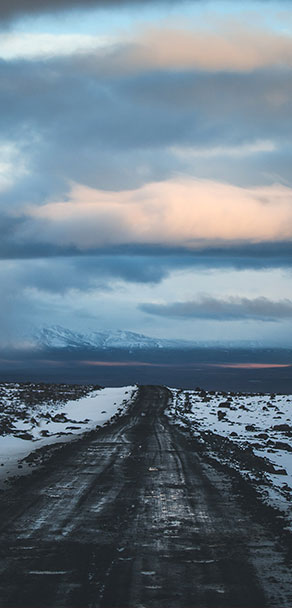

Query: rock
<box><xmin>15</xmin><ymin>432</ymin><xmax>34</xmax><ymax>440</ymax></box>
<box><xmin>51</xmin><ymin>413</ymin><xmax>68</xmax><ymax>423</ymax></box>
<box><xmin>217</xmin><ymin>410</ymin><xmax>227</xmax><ymax>421</ymax></box>
<box><xmin>274</xmin><ymin>441</ymin><xmax>292</xmax><ymax>452</ymax></box>
<box><xmin>257</xmin><ymin>433</ymin><xmax>269</xmax><ymax>440</ymax></box>
<box><xmin>272</xmin><ymin>424</ymin><xmax>292</xmax><ymax>432</ymax></box>
<box><xmin>245</xmin><ymin>424</ymin><xmax>256</xmax><ymax>432</ymax></box>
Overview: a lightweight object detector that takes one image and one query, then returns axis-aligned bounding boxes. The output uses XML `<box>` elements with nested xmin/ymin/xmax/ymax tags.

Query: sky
<box><xmin>1</xmin><ymin>0</ymin><xmax>292</xmax><ymax>348</ymax></box>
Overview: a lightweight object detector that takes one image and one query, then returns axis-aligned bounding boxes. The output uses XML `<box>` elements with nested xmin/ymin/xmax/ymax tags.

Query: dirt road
<box><xmin>0</xmin><ymin>386</ymin><xmax>291</xmax><ymax>608</ymax></box>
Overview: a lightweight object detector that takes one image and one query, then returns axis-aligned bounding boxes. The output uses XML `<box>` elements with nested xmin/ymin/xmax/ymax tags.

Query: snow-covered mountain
<box><xmin>34</xmin><ymin>326</ymin><xmax>267</xmax><ymax>351</ymax></box>
<box><xmin>35</xmin><ymin>326</ymin><xmax>190</xmax><ymax>351</ymax></box>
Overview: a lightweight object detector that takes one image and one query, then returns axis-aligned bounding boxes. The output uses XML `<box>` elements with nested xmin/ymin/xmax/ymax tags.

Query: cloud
<box><xmin>0</xmin><ymin>32</ymin><xmax>109</xmax><ymax>60</ymax></box>
<box><xmin>0</xmin><ymin>142</ymin><xmax>28</xmax><ymax>191</ymax></box>
<box><xmin>140</xmin><ymin>296</ymin><xmax>292</xmax><ymax>321</ymax></box>
<box><xmin>0</xmin><ymin>54</ymin><xmax>292</xmax><ymax>203</ymax></box>
<box><xmin>0</xmin><ymin>53</ymin><xmax>292</xmax><ymax>271</ymax></box>
<box><xmin>3</xmin><ymin>21</ymin><xmax>292</xmax><ymax>72</ymax></box>
<box><xmin>0</xmin><ymin>0</ymin><xmax>184</xmax><ymax>22</ymax></box>
<box><xmin>1</xmin><ymin>0</ymin><xmax>292</xmax><ymax>23</ymax></box>
<box><xmin>99</xmin><ymin>23</ymin><xmax>292</xmax><ymax>74</ymax></box>
<box><xmin>3</xmin><ymin>18</ymin><xmax>292</xmax><ymax>76</ymax></box>
<box><xmin>207</xmin><ymin>363</ymin><xmax>292</xmax><ymax>368</ymax></box>
<box><xmin>24</xmin><ymin>178</ymin><xmax>292</xmax><ymax>249</ymax></box>
<box><xmin>170</xmin><ymin>140</ymin><xmax>277</xmax><ymax>160</ymax></box>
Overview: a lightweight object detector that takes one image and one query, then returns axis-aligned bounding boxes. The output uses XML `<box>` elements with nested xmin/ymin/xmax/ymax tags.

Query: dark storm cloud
<box><xmin>0</xmin><ymin>0</ymin><xmax>181</xmax><ymax>22</ymax></box>
<box><xmin>0</xmin><ymin>0</ymin><xmax>290</xmax><ymax>22</ymax></box>
<box><xmin>140</xmin><ymin>296</ymin><xmax>292</xmax><ymax>321</ymax></box>
<box><xmin>4</xmin><ymin>255</ymin><xmax>170</xmax><ymax>293</ymax></box>
<box><xmin>2</xmin><ymin>246</ymin><xmax>292</xmax><ymax>334</ymax></box>
<box><xmin>0</xmin><ymin>53</ymin><xmax>291</xmax><ymax>288</ymax></box>
<box><xmin>1</xmin><ymin>233</ymin><xmax>292</xmax><ymax>271</ymax></box>
<box><xmin>1</xmin><ymin>55</ymin><xmax>292</xmax><ymax>215</ymax></box>
<box><xmin>1</xmin><ymin>58</ymin><xmax>292</xmax><ymax>152</ymax></box>
<box><xmin>1</xmin><ymin>192</ymin><xmax>292</xmax><ymax>276</ymax></box>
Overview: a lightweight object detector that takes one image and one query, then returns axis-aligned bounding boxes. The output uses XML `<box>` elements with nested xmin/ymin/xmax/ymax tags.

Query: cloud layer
<box><xmin>100</xmin><ymin>24</ymin><xmax>292</xmax><ymax>74</ymax></box>
<box><xmin>141</xmin><ymin>296</ymin><xmax>292</xmax><ymax>321</ymax></box>
<box><xmin>1</xmin><ymin>0</ymin><xmax>291</xmax><ymax>23</ymax></box>
<box><xmin>0</xmin><ymin>0</ymin><xmax>182</xmax><ymax>22</ymax></box>
<box><xmin>24</xmin><ymin>179</ymin><xmax>292</xmax><ymax>249</ymax></box>
<box><xmin>3</xmin><ymin>21</ymin><xmax>292</xmax><ymax>74</ymax></box>
<box><xmin>1</xmin><ymin>2</ymin><xmax>292</xmax><ymax>348</ymax></box>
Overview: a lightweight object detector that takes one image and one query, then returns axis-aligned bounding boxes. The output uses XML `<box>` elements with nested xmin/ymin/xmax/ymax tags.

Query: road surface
<box><xmin>0</xmin><ymin>385</ymin><xmax>291</xmax><ymax>608</ymax></box>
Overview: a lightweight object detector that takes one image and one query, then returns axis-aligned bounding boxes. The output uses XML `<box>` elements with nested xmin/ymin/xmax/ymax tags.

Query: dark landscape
<box><xmin>1</xmin><ymin>346</ymin><xmax>292</xmax><ymax>393</ymax></box>
<box><xmin>1</xmin><ymin>385</ymin><xmax>292</xmax><ymax>608</ymax></box>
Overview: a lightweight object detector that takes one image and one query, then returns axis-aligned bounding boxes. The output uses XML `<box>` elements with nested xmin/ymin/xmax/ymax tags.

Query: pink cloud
<box><xmin>82</xmin><ymin>21</ymin><xmax>292</xmax><ymax>75</ymax></box>
<box><xmin>26</xmin><ymin>178</ymin><xmax>292</xmax><ymax>250</ymax></box>
<box><xmin>128</xmin><ymin>24</ymin><xmax>292</xmax><ymax>73</ymax></box>
<box><xmin>82</xmin><ymin>360</ymin><xmax>180</xmax><ymax>367</ymax></box>
<box><xmin>207</xmin><ymin>363</ymin><xmax>292</xmax><ymax>369</ymax></box>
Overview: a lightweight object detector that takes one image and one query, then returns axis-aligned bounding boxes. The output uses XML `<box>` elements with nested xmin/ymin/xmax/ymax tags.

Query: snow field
<box><xmin>166</xmin><ymin>388</ymin><xmax>292</xmax><ymax>527</ymax></box>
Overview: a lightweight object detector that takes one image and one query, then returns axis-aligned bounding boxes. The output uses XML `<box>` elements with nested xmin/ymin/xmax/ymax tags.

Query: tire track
<box><xmin>0</xmin><ymin>386</ymin><xmax>291</xmax><ymax>608</ymax></box>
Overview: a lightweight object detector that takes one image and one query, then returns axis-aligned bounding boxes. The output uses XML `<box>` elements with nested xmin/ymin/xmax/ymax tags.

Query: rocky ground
<box><xmin>166</xmin><ymin>387</ymin><xmax>292</xmax><ymax>528</ymax></box>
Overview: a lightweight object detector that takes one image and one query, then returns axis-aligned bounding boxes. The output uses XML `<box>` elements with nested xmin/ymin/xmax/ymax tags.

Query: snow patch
<box><xmin>0</xmin><ymin>384</ymin><xmax>137</xmax><ymax>485</ymax></box>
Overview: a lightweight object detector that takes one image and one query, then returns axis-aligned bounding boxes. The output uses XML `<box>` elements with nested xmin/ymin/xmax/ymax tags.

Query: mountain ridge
<box><xmin>34</xmin><ymin>325</ymin><xmax>267</xmax><ymax>351</ymax></box>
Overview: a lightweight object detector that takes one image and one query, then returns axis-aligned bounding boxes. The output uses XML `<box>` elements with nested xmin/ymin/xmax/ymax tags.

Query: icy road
<box><xmin>0</xmin><ymin>386</ymin><xmax>291</xmax><ymax>608</ymax></box>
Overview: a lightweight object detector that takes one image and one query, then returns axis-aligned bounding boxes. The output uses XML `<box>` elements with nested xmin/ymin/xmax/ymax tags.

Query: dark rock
<box><xmin>272</xmin><ymin>424</ymin><xmax>292</xmax><ymax>432</ymax></box>
<box><xmin>51</xmin><ymin>413</ymin><xmax>68</xmax><ymax>422</ymax></box>
<box><xmin>274</xmin><ymin>441</ymin><xmax>292</xmax><ymax>452</ymax></box>
<box><xmin>217</xmin><ymin>410</ymin><xmax>227</xmax><ymax>421</ymax></box>
<box><xmin>15</xmin><ymin>432</ymin><xmax>34</xmax><ymax>440</ymax></box>
<box><xmin>257</xmin><ymin>433</ymin><xmax>269</xmax><ymax>440</ymax></box>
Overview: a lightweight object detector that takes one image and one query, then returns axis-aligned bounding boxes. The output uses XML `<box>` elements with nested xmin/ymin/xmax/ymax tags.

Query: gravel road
<box><xmin>0</xmin><ymin>385</ymin><xmax>291</xmax><ymax>608</ymax></box>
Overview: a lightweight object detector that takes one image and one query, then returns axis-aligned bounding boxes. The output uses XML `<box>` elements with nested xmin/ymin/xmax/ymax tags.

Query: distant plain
<box><xmin>1</xmin><ymin>347</ymin><xmax>291</xmax><ymax>393</ymax></box>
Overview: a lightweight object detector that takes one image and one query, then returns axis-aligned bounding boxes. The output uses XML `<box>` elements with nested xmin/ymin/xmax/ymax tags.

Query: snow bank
<box><xmin>0</xmin><ymin>385</ymin><xmax>137</xmax><ymax>485</ymax></box>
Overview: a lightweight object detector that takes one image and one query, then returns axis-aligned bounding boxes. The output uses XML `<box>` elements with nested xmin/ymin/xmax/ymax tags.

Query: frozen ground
<box><xmin>1</xmin><ymin>381</ymin><xmax>292</xmax><ymax>528</ymax></box>
<box><xmin>0</xmin><ymin>382</ymin><xmax>137</xmax><ymax>484</ymax></box>
<box><xmin>1</xmin><ymin>385</ymin><xmax>292</xmax><ymax>608</ymax></box>
<box><xmin>166</xmin><ymin>388</ymin><xmax>292</xmax><ymax>528</ymax></box>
